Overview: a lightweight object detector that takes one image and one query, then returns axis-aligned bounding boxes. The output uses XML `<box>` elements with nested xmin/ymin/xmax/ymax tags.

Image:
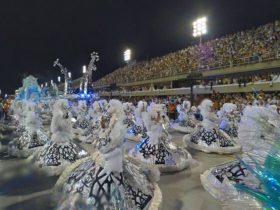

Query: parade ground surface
<box><xmin>0</xmin><ymin>132</ymin><xmax>234</xmax><ymax>210</ymax></box>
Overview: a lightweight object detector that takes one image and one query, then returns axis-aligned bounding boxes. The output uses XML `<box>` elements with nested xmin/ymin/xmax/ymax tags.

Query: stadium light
<box><xmin>193</xmin><ymin>17</ymin><xmax>207</xmax><ymax>43</ymax></box>
<box><xmin>124</xmin><ymin>49</ymin><xmax>131</xmax><ymax>63</ymax></box>
<box><xmin>68</xmin><ymin>72</ymin><xmax>72</xmax><ymax>78</ymax></box>
<box><xmin>83</xmin><ymin>65</ymin><xmax>87</xmax><ymax>74</ymax></box>
<box><xmin>58</xmin><ymin>76</ymin><xmax>61</xmax><ymax>82</ymax></box>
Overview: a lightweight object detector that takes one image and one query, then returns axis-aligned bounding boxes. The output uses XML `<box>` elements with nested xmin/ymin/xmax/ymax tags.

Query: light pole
<box><xmin>67</xmin><ymin>72</ymin><xmax>73</xmax><ymax>93</ymax></box>
<box><xmin>80</xmin><ymin>66</ymin><xmax>86</xmax><ymax>93</ymax></box>
<box><xmin>186</xmin><ymin>72</ymin><xmax>203</xmax><ymax>106</ymax></box>
<box><xmin>192</xmin><ymin>17</ymin><xmax>207</xmax><ymax>45</ymax></box>
<box><xmin>124</xmin><ymin>48</ymin><xmax>131</xmax><ymax>64</ymax></box>
<box><xmin>53</xmin><ymin>59</ymin><xmax>70</xmax><ymax>96</ymax></box>
<box><xmin>80</xmin><ymin>52</ymin><xmax>99</xmax><ymax>95</ymax></box>
<box><xmin>79</xmin><ymin>67</ymin><xmax>84</xmax><ymax>93</ymax></box>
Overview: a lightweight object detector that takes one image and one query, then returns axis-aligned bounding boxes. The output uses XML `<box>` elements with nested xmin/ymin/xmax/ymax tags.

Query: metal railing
<box><xmin>97</xmin><ymin>79</ymin><xmax>280</xmax><ymax>97</ymax></box>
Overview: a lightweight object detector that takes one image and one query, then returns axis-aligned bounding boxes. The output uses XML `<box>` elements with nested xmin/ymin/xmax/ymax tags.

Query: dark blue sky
<box><xmin>0</xmin><ymin>0</ymin><xmax>280</xmax><ymax>94</ymax></box>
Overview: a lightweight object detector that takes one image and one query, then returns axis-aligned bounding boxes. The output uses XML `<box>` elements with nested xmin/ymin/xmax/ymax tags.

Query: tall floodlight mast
<box><xmin>124</xmin><ymin>49</ymin><xmax>131</xmax><ymax>63</ymax></box>
<box><xmin>192</xmin><ymin>17</ymin><xmax>207</xmax><ymax>44</ymax></box>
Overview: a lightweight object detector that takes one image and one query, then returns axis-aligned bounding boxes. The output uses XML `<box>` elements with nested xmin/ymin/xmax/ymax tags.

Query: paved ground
<box><xmin>0</xmin><ymin>132</ymin><xmax>235</xmax><ymax>210</ymax></box>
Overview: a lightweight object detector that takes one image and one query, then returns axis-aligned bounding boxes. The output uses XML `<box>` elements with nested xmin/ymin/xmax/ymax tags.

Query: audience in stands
<box><xmin>93</xmin><ymin>21</ymin><xmax>280</xmax><ymax>86</ymax></box>
<box><xmin>102</xmin><ymin>92</ymin><xmax>280</xmax><ymax>118</ymax></box>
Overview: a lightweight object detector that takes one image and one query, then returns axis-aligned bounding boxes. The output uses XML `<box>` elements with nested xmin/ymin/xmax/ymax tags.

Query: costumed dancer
<box><xmin>8</xmin><ymin>101</ymin><xmax>49</xmax><ymax>158</ymax></box>
<box><xmin>126</xmin><ymin>101</ymin><xmax>148</xmax><ymax>142</ymax></box>
<box><xmin>80</xmin><ymin>100</ymin><xmax>107</xmax><ymax>143</ymax></box>
<box><xmin>0</xmin><ymin>100</ymin><xmax>24</xmax><ymax>144</ymax></box>
<box><xmin>31</xmin><ymin>99</ymin><xmax>88</xmax><ymax>176</ymax></box>
<box><xmin>200</xmin><ymin>105</ymin><xmax>280</xmax><ymax>209</ymax></box>
<box><xmin>183</xmin><ymin>99</ymin><xmax>241</xmax><ymax>154</ymax></box>
<box><xmin>169</xmin><ymin>100</ymin><xmax>198</xmax><ymax>134</ymax></box>
<box><xmin>217</xmin><ymin>103</ymin><xmax>240</xmax><ymax>139</ymax></box>
<box><xmin>72</xmin><ymin>100</ymin><xmax>91</xmax><ymax>141</ymax></box>
<box><xmin>55</xmin><ymin>99</ymin><xmax>162</xmax><ymax>210</ymax></box>
<box><xmin>129</xmin><ymin>103</ymin><xmax>192</xmax><ymax>173</ymax></box>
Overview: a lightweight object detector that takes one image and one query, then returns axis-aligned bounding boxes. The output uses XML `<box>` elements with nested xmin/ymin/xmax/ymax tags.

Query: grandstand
<box><xmin>75</xmin><ymin>21</ymin><xmax>280</xmax><ymax>96</ymax></box>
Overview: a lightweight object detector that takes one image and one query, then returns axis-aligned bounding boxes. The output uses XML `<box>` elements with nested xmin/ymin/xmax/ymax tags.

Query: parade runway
<box><xmin>0</xmin><ymin>132</ymin><xmax>235</xmax><ymax>210</ymax></box>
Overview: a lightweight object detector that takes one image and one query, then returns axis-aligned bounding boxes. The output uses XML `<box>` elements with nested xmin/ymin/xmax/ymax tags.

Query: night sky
<box><xmin>0</xmin><ymin>0</ymin><xmax>280</xmax><ymax>94</ymax></box>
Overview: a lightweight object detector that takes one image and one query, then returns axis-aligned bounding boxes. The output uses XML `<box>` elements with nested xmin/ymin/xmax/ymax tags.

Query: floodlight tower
<box><xmin>124</xmin><ymin>49</ymin><xmax>132</xmax><ymax>64</ymax></box>
<box><xmin>192</xmin><ymin>17</ymin><xmax>207</xmax><ymax>44</ymax></box>
<box><xmin>53</xmin><ymin>59</ymin><xmax>70</xmax><ymax>95</ymax></box>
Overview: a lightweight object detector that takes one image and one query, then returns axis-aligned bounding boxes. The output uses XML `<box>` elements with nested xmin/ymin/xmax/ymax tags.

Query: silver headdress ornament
<box><xmin>53</xmin><ymin>59</ymin><xmax>69</xmax><ymax>95</ymax></box>
<box><xmin>81</xmin><ymin>51</ymin><xmax>99</xmax><ymax>94</ymax></box>
<box><xmin>88</xmin><ymin>51</ymin><xmax>99</xmax><ymax>72</ymax></box>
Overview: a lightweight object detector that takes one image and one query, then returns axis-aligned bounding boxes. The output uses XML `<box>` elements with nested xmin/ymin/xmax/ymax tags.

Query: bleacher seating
<box><xmin>93</xmin><ymin>21</ymin><xmax>280</xmax><ymax>87</ymax></box>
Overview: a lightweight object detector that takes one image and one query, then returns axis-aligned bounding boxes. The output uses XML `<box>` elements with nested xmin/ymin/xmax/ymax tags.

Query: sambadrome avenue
<box><xmin>0</xmin><ymin>1</ymin><xmax>280</xmax><ymax>210</ymax></box>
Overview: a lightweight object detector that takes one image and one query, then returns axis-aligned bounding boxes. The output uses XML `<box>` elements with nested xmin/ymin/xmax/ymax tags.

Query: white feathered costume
<box><xmin>129</xmin><ymin>103</ymin><xmax>192</xmax><ymax>173</ymax></box>
<box><xmin>31</xmin><ymin>99</ymin><xmax>88</xmax><ymax>176</ymax></box>
<box><xmin>184</xmin><ymin>99</ymin><xmax>241</xmax><ymax>154</ymax></box>
<box><xmin>55</xmin><ymin>99</ymin><xmax>162</xmax><ymax>210</ymax></box>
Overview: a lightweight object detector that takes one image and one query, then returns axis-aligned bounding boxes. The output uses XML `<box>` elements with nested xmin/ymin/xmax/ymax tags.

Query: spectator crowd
<box><xmin>93</xmin><ymin>21</ymin><xmax>280</xmax><ymax>86</ymax></box>
<box><xmin>105</xmin><ymin>92</ymin><xmax>280</xmax><ymax>120</ymax></box>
